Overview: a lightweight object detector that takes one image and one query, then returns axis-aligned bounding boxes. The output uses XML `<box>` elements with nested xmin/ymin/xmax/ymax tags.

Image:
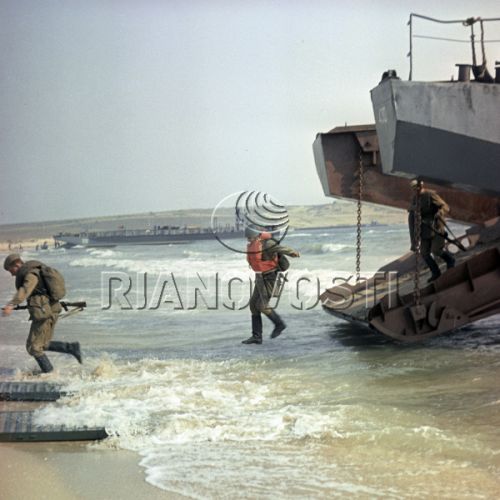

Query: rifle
<box><xmin>14</xmin><ymin>301</ymin><xmax>87</xmax><ymax>319</ymax></box>
<box><xmin>421</xmin><ymin>220</ymin><xmax>467</xmax><ymax>252</ymax></box>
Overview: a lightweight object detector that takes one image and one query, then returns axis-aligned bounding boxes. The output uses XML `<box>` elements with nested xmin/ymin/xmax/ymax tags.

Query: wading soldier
<box><xmin>242</xmin><ymin>227</ymin><xmax>300</xmax><ymax>345</ymax></box>
<box><xmin>409</xmin><ymin>181</ymin><xmax>455</xmax><ymax>282</ymax></box>
<box><xmin>2</xmin><ymin>254</ymin><xmax>82</xmax><ymax>373</ymax></box>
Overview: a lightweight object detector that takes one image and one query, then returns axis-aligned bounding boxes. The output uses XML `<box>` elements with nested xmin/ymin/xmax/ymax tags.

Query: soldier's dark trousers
<box><xmin>423</xmin><ymin>254</ymin><xmax>441</xmax><ymax>278</ymax></box>
<box><xmin>26</xmin><ymin>315</ymin><xmax>82</xmax><ymax>366</ymax></box>
<box><xmin>35</xmin><ymin>354</ymin><xmax>54</xmax><ymax>373</ymax></box>
<box><xmin>244</xmin><ymin>272</ymin><xmax>286</xmax><ymax>343</ymax></box>
<box><xmin>242</xmin><ymin>315</ymin><xmax>263</xmax><ymax>344</ymax></box>
<box><xmin>266</xmin><ymin>310</ymin><xmax>286</xmax><ymax>338</ymax></box>
<box><xmin>26</xmin><ymin>316</ymin><xmax>58</xmax><ymax>358</ymax></box>
<box><xmin>439</xmin><ymin>250</ymin><xmax>455</xmax><ymax>269</ymax></box>
<box><xmin>249</xmin><ymin>273</ymin><xmax>276</xmax><ymax>317</ymax></box>
<box><xmin>422</xmin><ymin>238</ymin><xmax>455</xmax><ymax>279</ymax></box>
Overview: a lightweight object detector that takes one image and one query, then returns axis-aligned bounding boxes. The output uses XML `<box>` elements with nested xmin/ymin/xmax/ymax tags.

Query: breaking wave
<box><xmin>300</xmin><ymin>242</ymin><xmax>352</xmax><ymax>255</ymax></box>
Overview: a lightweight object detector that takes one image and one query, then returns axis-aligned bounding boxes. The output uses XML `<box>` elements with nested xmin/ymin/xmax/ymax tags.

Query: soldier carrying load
<box><xmin>2</xmin><ymin>254</ymin><xmax>83</xmax><ymax>373</ymax></box>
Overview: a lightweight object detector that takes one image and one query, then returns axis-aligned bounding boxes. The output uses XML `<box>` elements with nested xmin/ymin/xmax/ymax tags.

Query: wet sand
<box><xmin>0</xmin><ymin>400</ymin><xmax>175</xmax><ymax>499</ymax></box>
<box><xmin>0</xmin><ymin>239</ymin><xmax>53</xmax><ymax>253</ymax></box>
<box><xmin>0</xmin><ymin>442</ymin><xmax>176</xmax><ymax>500</ymax></box>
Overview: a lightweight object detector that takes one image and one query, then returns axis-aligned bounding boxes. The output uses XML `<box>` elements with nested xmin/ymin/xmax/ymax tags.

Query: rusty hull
<box><xmin>369</xmin><ymin>247</ymin><xmax>500</xmax><ymax>342</ymax></box>
<box><xmin>320</xmin><ymin>219</ymin><xmax>500</xmax><ymax>342</ymax></box>
<box><xmin>313</xmin><ymin>125</ymin><xmax>500</xmax><ymax>225</ymax></box>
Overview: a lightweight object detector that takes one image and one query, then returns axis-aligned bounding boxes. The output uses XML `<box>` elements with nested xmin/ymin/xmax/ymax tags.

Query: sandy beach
<box><xmin>0</xmin><ymin>401</ymin><xmax>173</xmax><ymax>499</ymax></box>
<box><xmin>0</xmin><ymin>239</ymin><xmax>52</xmax><ymax>253</ymax></box>
<box><xmin>0</xmin><ymin>443</ymin><xmax>174</xmax><ymax>500</ymax></box>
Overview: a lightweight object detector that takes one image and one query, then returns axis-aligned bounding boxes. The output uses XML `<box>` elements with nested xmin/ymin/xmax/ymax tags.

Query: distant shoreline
<box><xmin>0</xmin><ymin>224</ymin><xmax>409</xmax><ymax>253</ymax></box>
<box><xmin>0</xmin><ymin>203</ymin><xmax>407</xmax><ymax>251</ymax></box>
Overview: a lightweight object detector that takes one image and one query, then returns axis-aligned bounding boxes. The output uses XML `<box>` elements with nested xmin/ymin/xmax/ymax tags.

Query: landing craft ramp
<box><xmin>321</xmin><ymin>239</ymin><xmax>500</xmax><ymax>342</ymax></box>
<box><xmin>314</xmin><ymin>13</ymin><xmax>500</xmax><ymax>342</ymax></box>
<box><xmin>314</xmin><ymin>123</ymin><xmax>500</xmax><ymax>342</ymax></box>
<box><xmin>369</xmin><ymin>247</ymin><xmax>500</xmax><ymax>341</ymax></box>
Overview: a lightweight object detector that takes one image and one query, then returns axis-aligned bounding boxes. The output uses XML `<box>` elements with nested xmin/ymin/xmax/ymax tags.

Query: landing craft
<box><xmin>313</xmin><ymin>14</ymin><xmax>500</xmax><ymax>342</ymax></box>
<box><xmin>54</xmin><ymin>224</ymin><xmax>245</xmax><ymax>248</ymax></box>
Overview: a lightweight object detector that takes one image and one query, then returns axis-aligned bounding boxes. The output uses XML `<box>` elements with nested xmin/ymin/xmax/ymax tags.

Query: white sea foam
<box><xmin>69</xmin><ymin>247</ymin><xmax>247</xmax><ymax>278</ymax></box>
<box><xmin>32</xmin><ymin>357</ymin><xmax>359</xmax><ymax>496</ymax></box>
<box><xmin>6</xmin><ymin>224</ymin><xmax>499</xmax><ymax>498</ymax></box>
<box><xmin>286</xmin><ymin>232</ymin><xmax>312</xmax><ymax>238</ymax></box>
<box><xmin>30</xmin><ymin>352</ymin><xmax>500</xmax><ymax>498</ymax></box>
<box><xmin>321</xmin><ymin>243</ymin><xmax>350</xmax><ymax>253</ymax></box>
<box><xmin>299</xmin><ymin>242</ymin><xmax>351</xmax><ymax>255</ymax></box>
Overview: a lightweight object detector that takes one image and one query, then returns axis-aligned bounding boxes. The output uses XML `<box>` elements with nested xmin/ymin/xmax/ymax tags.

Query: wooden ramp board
<box><xmin>0</xmin><ymin>412</ymin><xmax>108</xmax><ymax>442</ymax></box>
<box><xmin>0</xmin><ymin>382</ymin><xmax>67</xmax><ymax>402</ymax></box>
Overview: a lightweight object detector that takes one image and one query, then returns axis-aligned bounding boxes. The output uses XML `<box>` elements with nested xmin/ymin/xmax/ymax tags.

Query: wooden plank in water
<box><xmin>0</xmin><ymin>382</ymin><xmax>67</xmax><ymax>402</ymax></box>
<box><xmin>0</xmin><ymin>411</ymin><xmax>108</xmax><ymax>442</ymax></box>
<box><xmin>0</xmin><ymin>368</ymin><xmax>17</xmax><ymax>377</ymax></box>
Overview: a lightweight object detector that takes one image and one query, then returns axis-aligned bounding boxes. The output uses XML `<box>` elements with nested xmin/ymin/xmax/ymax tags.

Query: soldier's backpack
<box><xmin>277</xmin><ymin>253</ymin><xmax>290</xmax><ymax>272</ymax></box>
<box><xmin>265</xmin><ymin>238</ymin><xmax>290</xmax><ymax>272</ymax></box>
<box><xmin>16</xmin><ymin>261</ymin><xmax>66</xmax><ymax>302</ymax></box>
<box><xmin>40</xmin><ymin>265</ymin><xmax>66</xmax><ymax>301</ymax></box>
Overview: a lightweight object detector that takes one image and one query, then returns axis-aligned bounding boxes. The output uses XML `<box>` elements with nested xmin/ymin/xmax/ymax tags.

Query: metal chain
<box><xmin>413</xmin><ymin>182</ymin><xmax>422</xmax><ymax>305</ymax></box>
<box><xmin>356</xmin><ymin>153</ymin><xmax>364</xmax><ymax>282</ymax></box>
<box><xmin>470</xmin><ymin>24</ymin><xmax>477</xmax><ymax>66</ymax></box>
<box><xmin>480</xmin><ymin>19</ymin><xmax>487</xmax><ymax>65</ymax></box>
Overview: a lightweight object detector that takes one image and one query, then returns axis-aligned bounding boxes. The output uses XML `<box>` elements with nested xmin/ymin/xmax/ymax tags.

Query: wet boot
<box><xmin>242</xmin><ymin>315</ymin><xmax>263</xmax><ymax>345</ymax></box>
<box><xmin>68</xmin><ymin>342</ymin><xmax>83</xmax><ymax>364</ymax></box>
<box><xmin>35</xmin><ymin>354</ymin><xmax>54</xmax><ymax>373</ymax></box>
<box><xmin>423</xmin><ymin>254</ymin><xmax>441</xmax><ymax>282</ymax></box>
<box><xmin>47</xmin><ymin>341</ymin><xmax>83</xmax><ymax>364</ymax></box>
<box><xmin>441</xmin><ymin>250</ymin><xmax>455</xmax><ymax>270</ymax></box>
<box><xmin>266</xmin><ymin>310</ymin><xmax>287</xmax><ymax>339</ymax></box>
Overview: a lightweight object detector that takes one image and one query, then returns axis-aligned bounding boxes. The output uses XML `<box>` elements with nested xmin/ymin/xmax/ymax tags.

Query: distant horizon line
<box><xmin>0</xmin><ymin>201</ymin><xmax>349</xmax><ymax>228</ymax></box>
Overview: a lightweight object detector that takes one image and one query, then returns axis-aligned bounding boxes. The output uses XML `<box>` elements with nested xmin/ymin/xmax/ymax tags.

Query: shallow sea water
<box><xmin>1</xmin><ymin>225</ymin><xmax>499</xmax><ymax>498</ymax></box>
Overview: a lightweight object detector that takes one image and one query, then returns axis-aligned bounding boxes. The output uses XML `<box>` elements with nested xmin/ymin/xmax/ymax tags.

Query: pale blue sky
<box><xmin>1</xmin><ymin>0</ymin><xmax>499</xmax><ymax>223</ymax></box>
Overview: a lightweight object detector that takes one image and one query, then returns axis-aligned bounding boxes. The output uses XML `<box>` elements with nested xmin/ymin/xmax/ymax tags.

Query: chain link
<box><xmin>413</xmin><ymin>181</ymin><xmax>422</xmax><ymax>305</ymax></box>
<box><xmin>356</xmin><ymin>153</ymin><xmax>364</xmax><ymax>282</ymax></box>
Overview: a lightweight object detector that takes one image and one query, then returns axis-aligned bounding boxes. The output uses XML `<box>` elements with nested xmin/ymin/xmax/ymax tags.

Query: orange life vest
<box><xmin>247</xmin><ymin>235</ymin><xmax>278</xmax><ymax>273</ymax></box>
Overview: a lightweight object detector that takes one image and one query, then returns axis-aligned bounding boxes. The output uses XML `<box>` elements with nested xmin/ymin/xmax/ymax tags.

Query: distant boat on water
<box><xmin>54</xmin><ymin>225</ymin><xmax>244</xmax><ymax>248</ymax></box>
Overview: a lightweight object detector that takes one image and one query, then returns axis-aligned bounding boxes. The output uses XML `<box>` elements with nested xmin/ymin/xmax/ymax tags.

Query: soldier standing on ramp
<box><xmin>2</xmin><ymin>254</ymin><xmax>82</xmax><ymax>373</ymax></box>
<box><xmin>409</xmin><ymin>180</ymin><xmax>456</xmax><ymax>282</ymax></box>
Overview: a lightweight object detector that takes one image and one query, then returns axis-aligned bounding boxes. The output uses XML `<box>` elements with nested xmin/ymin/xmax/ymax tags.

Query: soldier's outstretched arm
<box><xmin>266</xmin><ymin>241</ymin><xmax>300</xmax><ymax>258</ymax></box>
<box><xmin>2</xmin><ymin>273</ymin><xmax>39</xmax><ymax>316</ymax></box>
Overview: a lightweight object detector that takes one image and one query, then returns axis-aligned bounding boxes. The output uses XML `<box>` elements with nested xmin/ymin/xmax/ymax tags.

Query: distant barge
<box><xmin>54</xmin><ymin>226</ymin><xmax>244</xmax><ymax>248</ymax></box>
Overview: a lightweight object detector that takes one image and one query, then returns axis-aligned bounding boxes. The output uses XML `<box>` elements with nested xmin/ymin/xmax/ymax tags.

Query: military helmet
<box><xmin>3</xmin><ymin>253</ymin><xmax>22</xmax><ymax>271</ymax></box>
